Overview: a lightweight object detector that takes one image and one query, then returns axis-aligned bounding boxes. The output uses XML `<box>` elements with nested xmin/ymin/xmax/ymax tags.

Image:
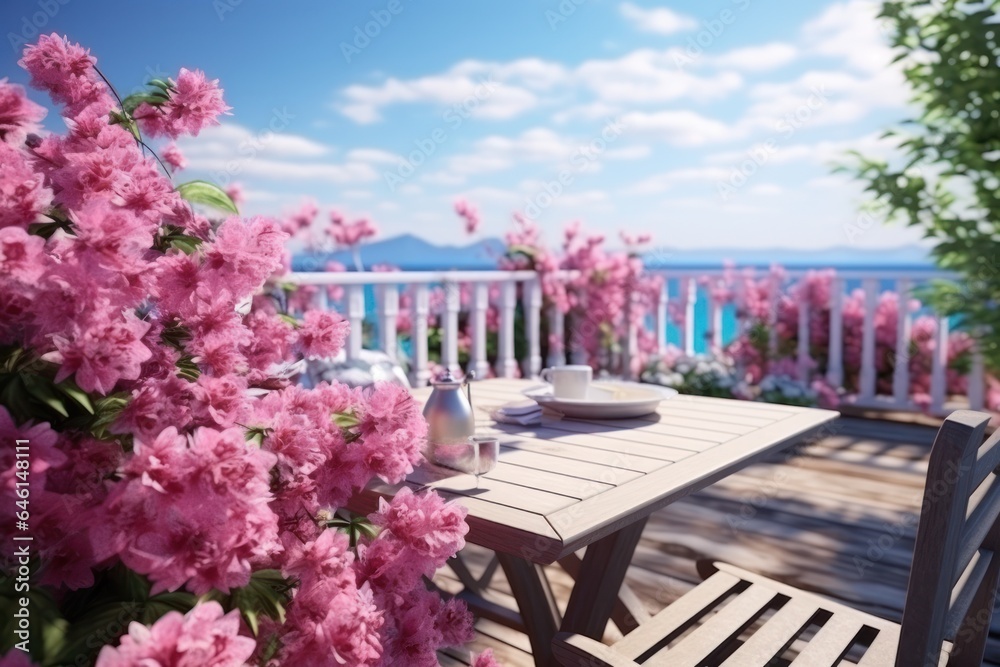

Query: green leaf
<box><xmin>121</xmin><ymin>91</ymin><xmax>169</xmax><ymax>115</ymax></box>
<box><xmin>147</xmin><ymin>78</ymin><xmax>173</xmax><ymax>92</ymax></box>
<box><xmin>21</xmin><ymin>374</ymin><xmax>68</xmax><ymax>418</ymax></box>
<box><xmin>56</xmin><ymin>379</ymin><xmax>94</xmax><ymax>414</ymax></box>
<box><xmin>175</xmin><ymin>180</ymin><xmax>239</xmax><ymax>214</ymax></box>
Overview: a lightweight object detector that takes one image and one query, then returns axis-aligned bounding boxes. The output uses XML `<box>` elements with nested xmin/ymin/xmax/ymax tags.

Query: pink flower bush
<box><xmin>161</xmin><ymin>142</ymin><xmax>186</xmax><ymax>171</ymax></box>
<box><xmin>0</xmin><ymin>35</ymin><xmax>479</xmax><ymax>666</ymax></box>
<box><xmin>95</xmin><ymin>602</ymin><xmax>255</xmax><ymax>667</ymax></box>
<box><xmin>133</xmin><ymin>68</ymin><xmax>229</xmax><ymax>139</ymax></box>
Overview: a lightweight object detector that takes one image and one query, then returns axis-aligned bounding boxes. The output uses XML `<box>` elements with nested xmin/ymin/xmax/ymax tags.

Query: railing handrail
<box><xmin>649</xmin><ymin>267</ymin><xmax>958</xmax><ymax>281</ymax></box>
<box><xmin>288</xmin><ymin>269</ymin><xmax>544</xmax><ymax>286</ymax></box>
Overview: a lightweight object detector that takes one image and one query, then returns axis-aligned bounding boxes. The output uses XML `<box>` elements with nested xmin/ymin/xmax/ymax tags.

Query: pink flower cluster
<box><xmin>455</xmin><ymin>197</ymin><xmax>481</xmax><ymax>234</ymax></box>
<box><xmin>133</xmin><ymin>68</ymin><xmax>229</xmax><ymax>139</ymax></box>
<box><xmin>329</xmin><ymin>210</ymin><xmax>378</xmax><ymax>248</ymax></box>
<box><xmin>0</xmin><ymin>35</ymin><xmax>479</xmax><ymax>666</ymax></box>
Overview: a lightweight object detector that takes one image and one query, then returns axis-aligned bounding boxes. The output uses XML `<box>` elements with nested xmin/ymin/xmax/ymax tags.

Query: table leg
<box><xmin>496</xmin><ymin>552</ymin><xmax>561</xmax><ymax>667</ymax></box>
<box><xmin>559</xmin><ymin>518</ymin><xmax>649</xmax><ymax>640</ymax></box>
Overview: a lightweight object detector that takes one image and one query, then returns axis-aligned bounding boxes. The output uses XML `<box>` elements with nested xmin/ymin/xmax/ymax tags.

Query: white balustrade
<box><xmin>470</xmin><ymin>282</ymin><xmax>491</xmax><ymax>379</ymax></box>
<box><xmin>377</xmin><ymin>284</ymin><xmax>398</xmax><ymax>361</ymax></box>
<box><xmin>442</xmin><ymin>278</ymin><xmax>461</xmax><ymax>375</ymax></box>
<box><xmin>345</xmin><ymin>284</ymin><xmax>365</xmax><ymax>361</ymax></box>
<box><xmin>891</xmin><ymin>279</ymin><xmax>911</xmax><ymax>406</ymax></box>
<box><xmin>411</xmin><ymin>284</ymin><xmax>430</xmax><ymax>388</ymax></box>
<box><xmin>290</xmin><ymin>265</ymin><xmax>988</xmax><ymax>416</ymax></box>
<box><xmin>523</xmin><ymin>277</ymin><xmax>542</xmax><ymax>379</ymax></box>
<box><xmin>497</xmin><ymin>281</ymin><xmax>518</xmax><ymax>378</ymax></box>
<box><xmin>859</xmin><ymin>279</ymin><xmax>878</xmax><ymax>401</ymax></box>
<box><xmin>827</xmin><ymin>277</ymin><xmax>844</xmax><ymax>388</ymax></box>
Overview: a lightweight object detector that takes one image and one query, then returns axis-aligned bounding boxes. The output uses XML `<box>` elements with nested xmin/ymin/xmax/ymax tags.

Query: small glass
<box><xmin>431</xmin><ymin>435</ymin><xmax>499</xmax><ymax>488</ymax></box>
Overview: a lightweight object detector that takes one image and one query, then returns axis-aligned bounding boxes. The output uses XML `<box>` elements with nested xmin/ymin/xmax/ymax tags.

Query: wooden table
<box><xmin>347</xmin><ymin>378</ymin><xmax>839</xmax><ymax>666</ymax></box>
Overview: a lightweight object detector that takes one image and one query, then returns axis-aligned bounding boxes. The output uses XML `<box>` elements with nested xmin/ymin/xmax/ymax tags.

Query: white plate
<box><xmin>523</xmin><ymin>381</ymin><xmax>677</xmax><ymax>419</ymax></box>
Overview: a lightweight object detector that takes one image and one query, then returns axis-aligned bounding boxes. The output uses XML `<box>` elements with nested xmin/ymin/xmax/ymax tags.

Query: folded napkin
<box><xmin>490</xmin><ymin>399</ymin><xmax>543</xmax><ymax>426</ymax></box>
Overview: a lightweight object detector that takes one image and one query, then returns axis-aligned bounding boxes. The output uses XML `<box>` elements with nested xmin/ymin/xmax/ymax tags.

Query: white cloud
<box><xmin>619</xmin><ymin>2</ymin><xmax>698</xmax><ymax>35</ymax></box>
<box><xmin>713</xmin><ymin>43</ymin><xmax>798</xmax><ymax>72</ymax></box>
<box><xmin>345</xmin><ymin>148</ymin><xmax>404</xmax><ymax>164</ymax></box>
<box><xmin>178</xmin><ymin>123</ymin><xmax>330</xmax><ymax>159</ymax></box>
<box><xmin>620</xmin><ymin>110</ymin><xmax>736</xmax><ymax>146</ymax></box>
<box><xmin>606</xmin><ymin>145</ymin><xmax>651</xmax><ymax>160</ymax></box>
<box><xmin>747</xmin><ymin>183</ymin><xmax>784</xmax><ymax>196</ymax></box>
<box><xmin>802</xmin><ymin>0</ymin><xmax>894</xmax><ymax>73</ymax></box>
<box><xmin>576</xmin><ymin>49</ymin><xmax>743</xmax><ymax>104</ymax></box>
<box><xmin>624</xmin><ymin>166</ymin><xmax>731</xmax><ymax>195</ymax></box>
<box><xmin>335</xmin><ymin>61</ymin><xmax>546</xmax><ymax>124</ymax></box>
<box><xmin>551</xmin><ymin>101</ymin><xmax>622</xmax><ymax>124</ymax></box>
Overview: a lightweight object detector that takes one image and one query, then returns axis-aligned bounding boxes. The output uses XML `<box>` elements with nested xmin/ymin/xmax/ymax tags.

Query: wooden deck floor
<box><xmin>435</xmin><ymin>416</ymin><xmax>1000</xmax><ymax>666</ymax></box>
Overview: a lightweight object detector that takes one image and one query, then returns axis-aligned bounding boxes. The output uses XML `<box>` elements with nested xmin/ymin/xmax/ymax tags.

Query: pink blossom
<box><xmin>454</xmin><ymin>198</ymin><xmax>480</xmax><ymax>234</ymax></box>
<box><xmin>0</xmin><ymin>142</ymin><xmax>51</xmax><ymax>228</ymax></box>
<box><xmin>133</xmin><ymin>68</ymin><xmax>229</xmax><ymax>139</ymax></box>
<box><xmin>91</xmin><ymin>427</ymin><xmax>280</xmax><ymax>594</ymax></box>
<box><xmin>161</xmin><ymin>142</ymin><xmax>186</xmax><ymax>171</ymax></box>
<box><xmin>203</xmin><ymin>216</ymin><xmax>288</xmax><ymax>299</ymax></box>
<box><xmin>46</xmin><ymin>306</ymin><xmax>153</xmax><ymax>395</ymax></box>
<box><xmin>472</xmin><ymin>649</ymin><xmax>501</xmax><ymax>667</ymax></box>
<box><xmin>0</xmin><ymin>227</ymin><xmax>46</xmax><ymax>282</ymax></box>
<box><xmin>0</xmin><ymin>650</ymin><xmax>37</xmax><ymax>666</ymax></box>
<box><xmin>19</xmin><ymin>34</ymin><xmax>107</xmax><ymax>115</ymax></box>
<box><xmin>328</xmin><ymin>211</ymin><xmax>378</xmax><ymax>248</ymax></box>
<box><xmin>95</xmin><ymin>601</ymin><xmax>255</xmax><ymax>667</ymax></box>
<box><xmin>0</xmin><ymin>78</ymin><xmax>46</xmax><ymax>145</ymax></box>
<box><xmin>224</xmin><ymin>181</ymin><xmax>244</xmax><ymax>207</ymax></box>
<box><xmin>296</xmin><ymin>309</ymin><xmax>349</xmax><ymax>359</ymax></box>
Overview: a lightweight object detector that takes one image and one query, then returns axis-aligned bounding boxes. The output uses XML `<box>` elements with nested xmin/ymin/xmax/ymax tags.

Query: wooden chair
<box><xmin>553</xmin><ymin>410</ymin><xmax>1000</xmax><ymax>667</ymax></box>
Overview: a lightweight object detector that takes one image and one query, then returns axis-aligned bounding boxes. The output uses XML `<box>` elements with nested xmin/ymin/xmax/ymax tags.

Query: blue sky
<box><xmin>2</xmin><ymin>0</ymin><xmax>927</xmax><ymax>251</ymax></box>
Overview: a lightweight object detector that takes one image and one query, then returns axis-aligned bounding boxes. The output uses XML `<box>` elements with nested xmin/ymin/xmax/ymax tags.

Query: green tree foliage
<box><xmin>848</xmin><ymin>0</ymin><xmax>1000</xmax><ymax>370</ymax></box>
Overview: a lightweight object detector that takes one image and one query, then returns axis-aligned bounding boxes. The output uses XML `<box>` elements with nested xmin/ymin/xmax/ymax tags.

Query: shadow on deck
<box><xmin>436</xmin><ymin>417</ymin><xmax>1000</xmax><ymax>666</ymax></box>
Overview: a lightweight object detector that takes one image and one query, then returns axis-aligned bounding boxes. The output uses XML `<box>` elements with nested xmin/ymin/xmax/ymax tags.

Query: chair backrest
<box><xmin>897</xmin><ymin>410</ymin><xmax>1000</xmax><ymax>667</ymax></box>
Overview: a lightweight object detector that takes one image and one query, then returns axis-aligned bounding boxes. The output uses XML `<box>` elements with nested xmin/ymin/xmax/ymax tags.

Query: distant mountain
<box><xmin>292</xmin><ymin>234</ymin><xmax>506</xmax><ymax>271</ymax></box>
<box><xmin>291</xmin><ymin>235</ymin><xmax>935</xmax><ymax>272</ymax></box>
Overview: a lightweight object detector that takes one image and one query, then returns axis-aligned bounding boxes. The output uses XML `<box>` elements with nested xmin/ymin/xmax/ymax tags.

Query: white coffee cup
<box><xmin>540</xmin><ymin>365</ymin><xmax>592</xmax><ymax>399</ymax></box>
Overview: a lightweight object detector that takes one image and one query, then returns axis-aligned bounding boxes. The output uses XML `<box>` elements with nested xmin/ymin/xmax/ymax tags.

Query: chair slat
<box><xmin>955</xmin><ymin>476</ymin><xmax>1000</xmax><ymax>582</ymax></box>
<box><xmin>855</xmin><ymin>625</ymin><xmax>899</xmax><ymax>666</ymax></box>
<box><xmin>972</xmin><ymin>429</ymin><xmax>1000</xmax><ymax>490</ymax></box>
<box><xmin>644</xmin><ymin>584</ymin><xmax>778</xmax><ymax>666</ymax></box>
<box><xmin>945</xmin><ymin>550</ymin><xmax>993</xmax><ymax>639</ymax></box>
<box><xmin>614</xmin><ymin>571</ymin><xmax>742</xmax><ymax>660</ymax></box>
<box><xmin>787</xmin><ymin>612</ymin><xmax>866</xmax><ymax>666</ymax></box>
<box><xmin>718</xmin><ymin>597</ymin><xmax>819</xmax><ymax>666</ymax></box>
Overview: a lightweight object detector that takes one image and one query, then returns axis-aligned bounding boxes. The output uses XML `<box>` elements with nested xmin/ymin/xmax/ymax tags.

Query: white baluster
<box><xmin>859</xmin><ymin>279</ymin><xmax>878</xmax><ymax>401</ymax></box>
<box><xmin>656</xmin><ymin>277</ymin><xmax>668</xmax><ymax>356</ymax></box>
<box><xmin>547</xmin><ymin>302</ymin><xmax>566</xmax><ymax>368</ymax></box>
<box><xmin>523</xmin><ymin>277</ymin><xmax>543</xmax><ymax>379</ymax></box>
<box><xmin>345</xmin><ymin>284</ymin><xmax>365</xmax><ymax>362</ymax></box>
<box><xmin>377</xmin><ymin>283</ymin><xmax>399</xmax><ymax>361</ymax></box>
<box><xmin>767</xmin><ymin>275</ymin><xmax>780</xmax><ymax>355</ymax></box>
<box><xmin>410</xmin><ymin>284</ymin><xmax>430</xmax><ymax>388</ymax></box>
<box><xmin>709</xmin><ymin>294</ymin><xmax>723</xmax><ymax>351</ymax></box>
<box><xmin>470</xmin><ymin>281</ymin><xmax>490</xmax><ymax>379</ymax></box>
<box><xmin>797</xmin><ymin>295</ymin><xmax>810</xmax><ymax>381</ymax></box>
<box><xmin>497</xmin><ymin>280</ymin><xmax>518</xmax><ymax>378</ymax></box>
<box><xmin>622</xmin><ymin>287</ymin><xmax>639</xmax><ymax>380</ymax></box>
<box><xmin>930</xmin><ymin>315</ymin><xmax>949</xmax><ymax>414</ymax></box>
<box><xmin>969</xmin><ymin>339</ymin><xmax>985</xmax><ymax>411</ymax></box>
<box><xmin>892</xmin><ymin>279</ymin><xmax>911</xmax><ymax>406</ymax></box>
<box><xmin>443</xmin><ymin>277</ymin><xmax>461</xmax><ymax>375</ymax></box>
<box><xmin>684</xmin><ymin>278</ymin><xmax>696</xmax><ymax>356</ymax></box>
<box><xmin>827</xmin><ymin>277</ymin><xmax>844</xmax><ymax>388</ymax></box>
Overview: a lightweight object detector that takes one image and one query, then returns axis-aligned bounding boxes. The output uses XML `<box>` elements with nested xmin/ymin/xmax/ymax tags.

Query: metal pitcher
<box><xmin>423</xmin><ymin>370</ymin><xmax>476</xmax><ymax>448</ymax></box>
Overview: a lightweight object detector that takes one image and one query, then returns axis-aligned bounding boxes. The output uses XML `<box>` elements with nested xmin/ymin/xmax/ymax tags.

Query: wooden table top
<box><xmin>348</xmin><ymin>378</ymin><xmax>839</xmax><ymax>564</ymax></box>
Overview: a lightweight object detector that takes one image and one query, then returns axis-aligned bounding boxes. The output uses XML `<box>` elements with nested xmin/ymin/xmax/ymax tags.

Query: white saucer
<box><xmin>523</xmin><ymin>381</ymin><xmax>677</xmax><ymax>419</ymax></box>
